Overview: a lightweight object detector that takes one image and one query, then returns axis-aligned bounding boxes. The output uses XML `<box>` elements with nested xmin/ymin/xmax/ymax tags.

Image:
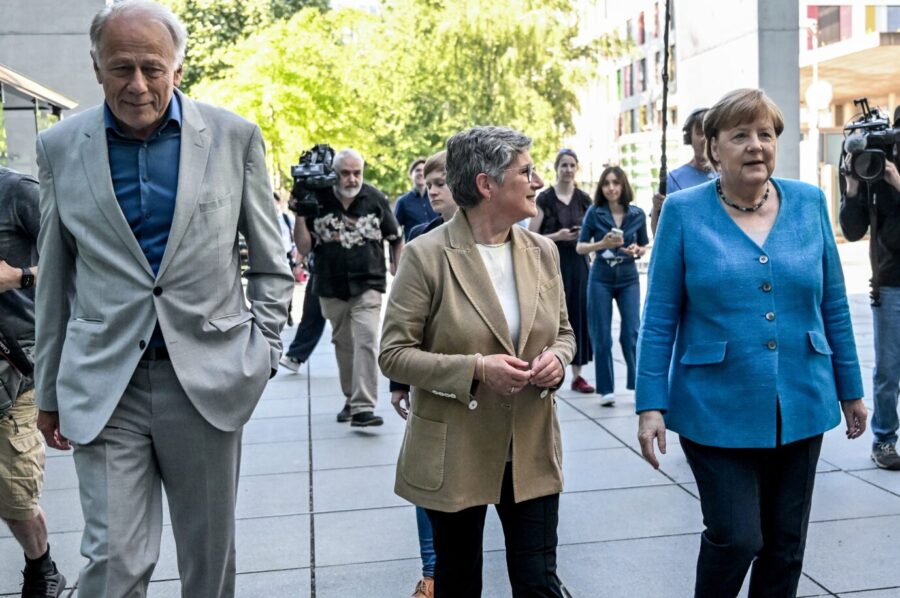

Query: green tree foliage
<box><xmin>162</xmin><ymin>0</ymin><xmax>328</xmax><ymax>91</ymax></box>
<box><xmin>188</xmin><ymin>0</ymin><xmax>626</xmax><ymax>196</ymax></box>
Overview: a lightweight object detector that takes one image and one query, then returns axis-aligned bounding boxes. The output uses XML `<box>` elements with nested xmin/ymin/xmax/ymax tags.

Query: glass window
<box><xmin>638</xmin><ymin>12</ymin><xmax>646</xmax><ymax>45</ymax></box>
<box><xmin>889</xmin><ymin>6</ymin><xmax>900</xmax><ymax>31</ymax></box>
<box><xmin>640</xmin><ymin>59</ymin><xmax>647</xmax><ymax>92</ymax></box>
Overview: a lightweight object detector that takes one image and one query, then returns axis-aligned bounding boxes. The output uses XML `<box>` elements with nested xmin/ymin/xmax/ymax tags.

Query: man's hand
<box><xmin>391</xmin><ymin>390</ymin><xmax>410</xmax><ymax>419</ymax></box>
<box><xmin>37</xmin><ymin>410</ymin><xmax>71</xmax><ymax>451</ymax></box>
<box><xmin>0</xmin><ymin>260</ymin><xmax>21</xmax><ymax>293</ymax></box>
<box><xmin>840</xmin><ymin>399</ymin><xmax>867</xmax><ymax>440</ymax></box>
<box><xmin>884</xmin><ymin>161</ymin><xmax>900</xmax><ymax>193</ymax></box>
<box><xmin>843</xmin><ymin>153</ymin><xmax>860</xmax><ymax>198</ymax></box>
<box><xmin>638</xmin><ymin>410</ymin><xmax>667</xmax><ymax>469</ymax></box>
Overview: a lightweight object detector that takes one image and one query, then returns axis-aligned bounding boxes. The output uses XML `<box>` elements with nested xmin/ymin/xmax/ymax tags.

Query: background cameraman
<box><xmin>839</xmin><ymin>105</ymin><xmax>900</xmax><ymax>470</ymax></box>
<box><xmin>293</xmin><ymin>149</ymin><xmax>403</xmax><ymax>427</ymax></box>
<box><xmin>0</xmin><ymin>165</ymin><xmax>66</xmax><ymax>593</ymax></box>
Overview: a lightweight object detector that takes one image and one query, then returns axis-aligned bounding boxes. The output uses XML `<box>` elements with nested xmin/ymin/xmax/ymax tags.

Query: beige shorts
<box><xmin>0</xmin><ymin>389</ymin><xmax>45</xmax><ymax>520</ymax></box>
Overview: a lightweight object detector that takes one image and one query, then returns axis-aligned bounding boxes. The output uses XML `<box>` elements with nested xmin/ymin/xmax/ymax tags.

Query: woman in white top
<box><xmin>380</xmin><ymin>126</ymin><xmax>575</xmax><ymax>597</ymax></box>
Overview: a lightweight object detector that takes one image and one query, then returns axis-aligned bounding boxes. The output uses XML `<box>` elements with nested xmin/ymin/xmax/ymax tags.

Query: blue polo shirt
<box><xmin>394</xmin><ymin>188</ymin><xmax>437</xmax><ymax>241</ymax></box>
<box><xmin>104</xmin><ymin>94</ymin><xmax>182</xmax><ymax>347</ymax></box>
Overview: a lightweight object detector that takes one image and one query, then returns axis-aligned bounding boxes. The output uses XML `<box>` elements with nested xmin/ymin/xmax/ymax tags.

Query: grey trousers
<box><xmin>72</xmin><ymin>360</ymin><xmax>242</xmax><ymax>598</ymax></box>
<box><xmin>319</xmin><ymin>289</ymin><xmax>382</xmax><ymax>414</ymax></box>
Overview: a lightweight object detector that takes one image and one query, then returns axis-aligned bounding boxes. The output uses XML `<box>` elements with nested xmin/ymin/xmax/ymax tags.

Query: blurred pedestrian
<box><xmin>839</xmin><ymin>104</ymin><xmax>900</xmax><ymax>470</ymax></box>
<box><xmin>0</xmin><ymin>166</ymin><xmax>67</xmax><ymax>597</ymax></box>
<box><xmin>395</xmin><ymin>157</ymin><xmax>438</xmax><ymax>241</ymax></box>
<box><xmin>529</xmin><ymin>149</ymin><xmax>594</xmax><ymax>394</ymax></box>
<box><xmin>636</xmin><ymin>88</ymin><xmax>867</xmax><ymax>597</ymax></box>
<box><xmin>380</xmin><ymin>126</ymin><xmax>575</xmax><ymax>597</ymax></box>
<box><xmin>651</xmin><ymin>107</ymin><xmax>718</xmax><ymax>235</ymax></box>
<box><xmin>576</xmin><ymin>166</ymin><xmax>648</xmax><ymax>406</ymax></box>
<box><xmin>389</xmin><ymin>150</ymin><xmax>456</xmax><ymax>598</ymax></box>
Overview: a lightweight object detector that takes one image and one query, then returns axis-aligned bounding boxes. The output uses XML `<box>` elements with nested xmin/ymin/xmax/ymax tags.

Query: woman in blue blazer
<box><xmin>635</xmin><ymin>88</ymin><xmax>868</xmax><ymax>598</ymax></box>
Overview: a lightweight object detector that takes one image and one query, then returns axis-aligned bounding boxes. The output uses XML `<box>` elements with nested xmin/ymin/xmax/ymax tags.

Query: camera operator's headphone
<box><xmin>682</xmin><ymin>108</ymin><xmax>708</xmax><ymax>145</ymax></box>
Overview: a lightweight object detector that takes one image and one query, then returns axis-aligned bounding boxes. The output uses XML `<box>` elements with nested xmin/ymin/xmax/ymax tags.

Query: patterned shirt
<box><xmin>306</xmin><ymin>184</ymin><xmax>401</xmax><ymax>299</ymax></box>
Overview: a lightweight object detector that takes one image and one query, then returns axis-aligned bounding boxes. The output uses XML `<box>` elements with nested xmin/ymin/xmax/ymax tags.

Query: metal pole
<box><xmin>658</xmin><ymin>0</ymin><xmax>672</xmax><ymax>195</ymax></box>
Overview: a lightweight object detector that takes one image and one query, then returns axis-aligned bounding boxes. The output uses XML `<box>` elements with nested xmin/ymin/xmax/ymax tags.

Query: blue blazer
<box><xmin>635</xmin><ymin>178</ymin><xmax>864</xmax><ymax>448</ymax></box>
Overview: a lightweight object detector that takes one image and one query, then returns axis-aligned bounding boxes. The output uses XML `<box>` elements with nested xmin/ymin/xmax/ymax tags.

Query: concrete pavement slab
<box><xmin>562</xmin><ymin>447</ymin><xmax>672</xmax><ymax>492</ymax></box>
<box><xmin>557</xmin><ymin>485</ymin><xmax>703</xmax><ymax>544</ymax></box>
<box><xmin>313</xmin><ymin>464</ymin><xmax>406</xmax><ymax>512</ymax></box>
<box><xmin>803</xmin><ymin>515</ymin><xmax>900</xmax><ymax>593</ymax></box>
<box><xmin>236</xmin><ymin>473</ymin><xmax>309</xmax><ymax>518</ymax></box>
<box><xmin>241</xmin><ymin>440</ymin><xmax>310</xmax><ymax>476</ymax></box>
<box><xmin>243</xmin><ymin>415</ymin><xmax>308</xmax><ymax>444</ymax></box>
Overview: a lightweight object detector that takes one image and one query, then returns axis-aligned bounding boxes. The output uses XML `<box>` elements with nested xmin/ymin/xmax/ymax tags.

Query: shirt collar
<box><xmin>103</xmin><ymin>92</ymin><xmax>182</xmax><ymax>139</ymax></box>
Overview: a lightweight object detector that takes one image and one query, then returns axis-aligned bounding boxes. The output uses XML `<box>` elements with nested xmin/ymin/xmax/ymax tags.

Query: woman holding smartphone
<box><xmin>577</xmin><ymin>166</ymin><xmax>648</xmax><ymax>405</ymax></box>
<box><xmin>529</xmin><ymin>149</ymin><xmax>594</xmax><ymax>393</ymax></box>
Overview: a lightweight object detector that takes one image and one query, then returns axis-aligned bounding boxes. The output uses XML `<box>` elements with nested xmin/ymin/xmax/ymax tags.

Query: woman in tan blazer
<box><xmin>380</xmin><ymin>126</ymin><xmax>576</xmax><ymax>598</ymax></box>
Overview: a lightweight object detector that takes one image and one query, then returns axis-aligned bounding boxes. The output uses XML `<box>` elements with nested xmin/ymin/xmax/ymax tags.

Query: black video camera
<box><xmin>288</xmin><ymin>144</ymin><xmax>338</xmax><ymax>218</ymax></box>
<box><xmin>841</xmin><ymin>97</ymin><xmax>900</xmax><ymax>183</ymax></box>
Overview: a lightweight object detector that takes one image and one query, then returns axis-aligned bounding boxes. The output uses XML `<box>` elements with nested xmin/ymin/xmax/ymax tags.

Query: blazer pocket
<box><xmin>399</xmin><ymin>413</ymin><xmax>447</xmax><ymax>491</ymax></box>
<box><xmin>680</xmin><ymin>341</ymin><xmax>727</xmax><ymax>365</ymax></box>
<box><xmin>208</xmin><ymin>311</ymin><xmax>254</xmax><ymax>332</ymax></box>
<box><xmin>539</xmin><ymin>275</ymin><xmax>561</xmax><ymax>294</ymax></box>
<box><xmin>199</xmin><ymin>193</ymin><xmax>231</xmax><ymax>213</ymax></box>
<box><xmin>807</xmin><ymin>331</ymin><xmax>833</xmax><ymax>355</ymax></box>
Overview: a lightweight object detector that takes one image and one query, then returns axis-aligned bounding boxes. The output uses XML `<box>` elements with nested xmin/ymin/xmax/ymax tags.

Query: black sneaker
<box><xmin>336</xmin><ymin>404</ymin><xmax>352</xmax><ymax>423</ymax></box>
<box><xmin>351</xmin><ymin>411</ymin><xmax>383</xmax><ymax>427</ymax></box>
<box><xmin>22</xmin><ymin>565</ymin><xmax>66</xmax><ymax>598</ymax></box>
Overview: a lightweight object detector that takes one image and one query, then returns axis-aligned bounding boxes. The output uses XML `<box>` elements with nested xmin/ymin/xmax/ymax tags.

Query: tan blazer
<box><xmin>379</xmin><ymin>210</ymin><xmax>575</xmax><ymax>512</ymax></box>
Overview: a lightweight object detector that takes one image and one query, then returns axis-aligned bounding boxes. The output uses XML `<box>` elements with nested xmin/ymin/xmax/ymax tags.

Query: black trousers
<box><xmin>680</xmin><ymin>433</ymin><xmax>823</xmax><ymax>598</ymax></box>
<box><xmin>425</xmin><ymin>464</ymin><xmax>563</xmax><ymax>598</ymax></box>
<box><xmin>285</xmin><ymin>273</ymin><xmax>325</xmax><ymax>362</ymax></box>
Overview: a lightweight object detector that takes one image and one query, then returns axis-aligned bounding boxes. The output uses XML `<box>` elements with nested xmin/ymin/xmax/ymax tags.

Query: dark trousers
<box><xmin>680</xmin><ymin>433</ymin><xmax>823</xmax><ymax>598</ymax></box>
<box><xmin>425</xmin><ymin>464</ymin><xmax>563</xmax><ymax>598</ymax></box>
<box><xmin>285</xmin><ymin>273</ymin><xmax>325</xmax><ymax>362</ymax></box>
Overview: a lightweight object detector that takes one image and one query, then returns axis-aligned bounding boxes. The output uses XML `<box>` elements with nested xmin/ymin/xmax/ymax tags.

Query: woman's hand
<box><xmin>391</xmin><ymin>390</ymin><xmax>410</xmax><ymax>420</ymax></box>
<box><xmin>638</xmin><ymin>410</ymin><xmax>667</xmax><ymax>469</ymax></box>
<box><xmin>479</xmin><ymin>354</ymin><xmax>532</xmax><ymax>396</ymax></box>
<box><xmin>840</xmin><ymin>399</ymin><xmax>867</xmax><ymax>440</ymax></box>
<box><xmin>621</xmin><ymin>243</ymin><xmax>645</xmax><ymax>258</ymax></box>
<box><xmin>530</xmin><ymin>350</ymin><xmax>564</xmax><ymax>389</ymax></box>
<box><xmin>551</xmin><ymin>228</ymin><xmax>579</xmax><ymax>242</ymax></box>
<box><xmin>601</xmin><ymin>231</ymin><xmax>625</xmax><ymax>249</ymax></box>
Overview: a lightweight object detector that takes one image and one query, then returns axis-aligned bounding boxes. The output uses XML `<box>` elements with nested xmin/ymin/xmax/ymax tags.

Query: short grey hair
<box><xmin>445</xmin><ymin>126</ymin><xmax>532</xmax><ymax>210</ymax></box>
<box><xmin>90</xmin><ymin>0</ymin><xmax>188</xmax><ymax>66</ymax></box>
<box><xmin>332</xmin><ymin>149</ymin><xmax>365</xmax><ymax>170</ymax></box>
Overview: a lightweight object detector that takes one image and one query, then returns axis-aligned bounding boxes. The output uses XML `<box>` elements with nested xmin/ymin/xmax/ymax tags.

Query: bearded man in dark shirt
<box><xmin>294</xmin><ymin>149</ymin><xmax>403</xmax><ymax>426</ymax></box>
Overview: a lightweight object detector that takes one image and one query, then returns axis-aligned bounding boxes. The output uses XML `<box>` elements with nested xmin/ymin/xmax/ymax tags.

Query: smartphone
<box><xmin>569</xmin><ymin>226</ymin><xmax>581</xmax><ymax>233</ymax></box>
<box><xmin>610</xmin><ymin>227</ymin><xmax>624</xmax><ymax>238</ymax></box>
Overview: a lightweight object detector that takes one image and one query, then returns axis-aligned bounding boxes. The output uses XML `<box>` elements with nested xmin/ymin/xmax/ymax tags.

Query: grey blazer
<box><xmin>34</xmin><ymin>90</ymin><xmax>294</xmax><ymax>444</ymax></box>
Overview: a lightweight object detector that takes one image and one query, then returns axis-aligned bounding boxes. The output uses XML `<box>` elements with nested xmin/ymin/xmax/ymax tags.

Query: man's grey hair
<box><xmin>445</xmin><ymin>126</ymin><xmax>532</xmax><ymax>210</ymax></box>
<box><xmin>332</xmin><ymin>149</ymin><xmax>365</xmax><ymax>171</ymax></box>
<box><xmin>90</xmin><ymin>0</ymin><xmax>188</xmax><ymax>66</ymax></box>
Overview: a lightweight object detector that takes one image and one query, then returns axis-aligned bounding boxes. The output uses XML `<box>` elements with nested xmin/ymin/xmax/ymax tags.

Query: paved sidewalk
<box><xmin>2</xmin><ymin>242</ymin><xmax>899</xmax><ymax>597</ymax></box>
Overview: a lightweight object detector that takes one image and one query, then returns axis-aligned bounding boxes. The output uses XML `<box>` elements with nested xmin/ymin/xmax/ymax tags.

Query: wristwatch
<box><xmin>19</xmin><ymin>267</ymin><xmax>34</xmax><ymax>290</ymax></box>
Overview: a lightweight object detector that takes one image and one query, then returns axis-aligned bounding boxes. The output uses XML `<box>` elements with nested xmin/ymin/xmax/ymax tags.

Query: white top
<box><xmin>476</xmin><ymin>242</ymin><xmax>520</xmax><ymax>348</ymax></box>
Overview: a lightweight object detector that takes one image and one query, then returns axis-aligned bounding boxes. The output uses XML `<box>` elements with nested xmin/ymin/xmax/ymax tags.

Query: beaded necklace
<box><xmin>716</xmin><ymin>179</ymin><xmax>769</xmax><ymax>213</ymax></box>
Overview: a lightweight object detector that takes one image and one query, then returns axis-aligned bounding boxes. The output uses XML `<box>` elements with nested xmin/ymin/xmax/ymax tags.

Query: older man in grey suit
<box><xmin>33</xmin><ymin>1</ymin><xmax>293</xmax><ymax>596</ymax></box>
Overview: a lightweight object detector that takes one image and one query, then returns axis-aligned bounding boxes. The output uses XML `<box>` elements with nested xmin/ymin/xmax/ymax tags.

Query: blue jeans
<box><xmin>416</xmin><ymin>506</ymin><xmax>436</xmax><ymax>577</ymax></box>
<box><xmin>872</xmin><ymin>286</ymin><xmax>900</xmax><ymax>447</ymax></box>
<box><xmin>588</xmin><ymin>274</ymin><xmax>641</xmax><ymax>396</ymax></box>
<box><xmin>285</xmin><ymin>274</ymin><xmax>326</xmax><ymax>362</ymax></box>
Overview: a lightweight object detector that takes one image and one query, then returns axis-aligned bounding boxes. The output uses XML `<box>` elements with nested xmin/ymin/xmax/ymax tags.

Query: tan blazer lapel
<box><xmin>444</xmin><ymin>212</ymin><xmax>515</xmax><ymax>355</ymax></box>
<box><xmin>511</xmin><ymin>227</ymin><xmax>541</xmax><ymax>356</ymax></box>
<box><xmin>80</xmin><ymin>112</ymin><xmax>154</xmax><ymax>277</ymax></box>
<box><xmin>157</xmin><ymin>92</ymin><xmax>210</xmax><ymax>280</ymax></box>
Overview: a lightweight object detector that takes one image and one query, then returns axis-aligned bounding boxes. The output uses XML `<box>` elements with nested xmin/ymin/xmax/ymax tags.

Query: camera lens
<box><xmin>853</xmin><ymin>150</ymin><xmax>886</xmax><ymax>182</ymax></box>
